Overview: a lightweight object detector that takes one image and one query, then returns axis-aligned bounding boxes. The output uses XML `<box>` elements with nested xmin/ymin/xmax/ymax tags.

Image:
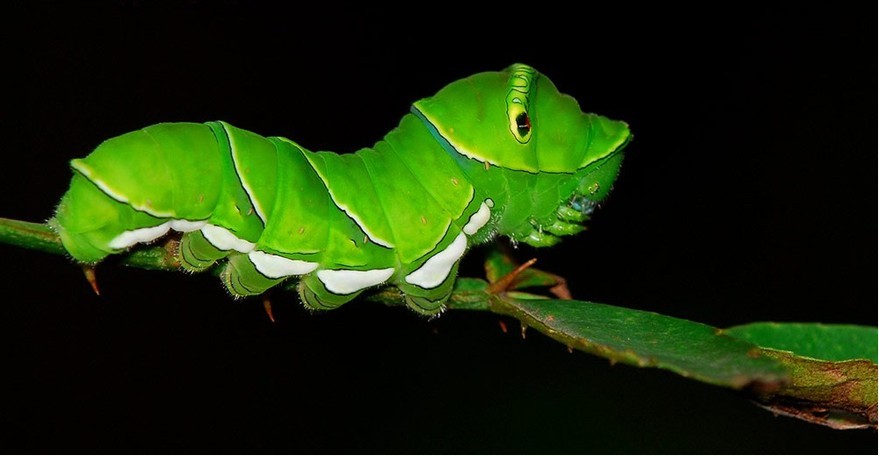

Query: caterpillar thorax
<box><xmin>51</xmin><ymin>64</ymin><xmax>631</xmax><ymax>315</ymax></box>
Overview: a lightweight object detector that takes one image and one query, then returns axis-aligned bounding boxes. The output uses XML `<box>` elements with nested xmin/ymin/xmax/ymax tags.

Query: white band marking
<box><xmin>169</xmin><ymin>219</ymin><xmax>207</xmax><ymax>232</ymax></box>
<box><xmin>109</xmin><ymin>219</ymin><xmax>208</xmax><ymax>249</ymax></box>
<box><xmin>201</xmin><ymin>224</ymin><xmax>255</xmax><ymax>253</ymax></box>
<box><xmin>109</xmin><ymin>222</ymin><xmax>171</xmax><ymax>249</ymax></box>
<box><xmin>404</xmin><ymin>232</ymin><xmax>467</xmax><ymax>289</ymax></box>
<box><xmin>317</xmin><ymin>268</ymin><xmax>395</xmax><ymax>295</ymax></box>
<box><xmin>248</xmin><ymin>251</ymin><xmax>319</xmax><ymax>278</ymax></box>
<box><xmin>463</xmin><ymin>200</ymin><xmax>492</xmax><ymax>235</ymax></box>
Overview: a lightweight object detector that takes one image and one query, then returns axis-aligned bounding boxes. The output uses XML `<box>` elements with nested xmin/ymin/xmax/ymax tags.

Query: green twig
<box><xmin>0</xmin><ymin>217</ymin><xmax>67</xmax><ymax>256</ymax></box>
<box><xmin>0</xmin><ymin>217</ymin><xmax>180</xmax><ymax>270</ymax></box>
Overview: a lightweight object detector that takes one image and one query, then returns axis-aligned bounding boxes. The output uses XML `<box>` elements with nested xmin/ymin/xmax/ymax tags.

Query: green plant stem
<box><xmin>0</xmin><ymin>217</ymin><xmax>67</xmax><ymax>256</ymax></box>
<box><xmin>0</xmin><ymin>217</ymin><xmax>180</xmax><ymax>270</ymax></box>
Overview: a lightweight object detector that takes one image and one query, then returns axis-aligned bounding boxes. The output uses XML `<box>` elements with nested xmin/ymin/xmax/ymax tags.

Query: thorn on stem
<box><xmin>549</xmin><ymin>279</ymin><xmax>572</xmax><ymax>300</ymax></box>
<box><xmin>488</xmin><ymin>257</ymin><xmax>538</xmax><ymax>294</ymax></box>
<box><xmin>498</xmin><ymin>320</ymin><xmax>509</xmax><ymax>334</ymax></box>
<box><xmin>263</xmin><ymin>295</ymin><xmax>276</xmax><ymax>323</ymax></box>
<box><xmin>81</xmin><ymin>265</ymin><xmax>100</xmax><ymax>296</ymax></box>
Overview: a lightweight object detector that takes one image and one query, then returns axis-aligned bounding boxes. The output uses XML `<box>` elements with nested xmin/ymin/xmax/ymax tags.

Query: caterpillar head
<box><xmin>412</xmin><ymin>64</ymin><xmax>631</xmax><ymax>246</ymax></box>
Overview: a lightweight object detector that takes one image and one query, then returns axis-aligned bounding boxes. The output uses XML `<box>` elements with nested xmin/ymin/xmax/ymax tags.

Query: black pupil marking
<box><xmin>516</xmin><ymin>112</ymin><xmax>530</xmax><ymax>137</ymax></box>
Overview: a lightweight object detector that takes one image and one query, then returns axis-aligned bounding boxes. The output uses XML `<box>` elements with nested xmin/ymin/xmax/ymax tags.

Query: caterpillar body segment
<box><xmin>52</xmin><ymin>64</ymin><xmax>631</xmax><ymax>315</ymax></box>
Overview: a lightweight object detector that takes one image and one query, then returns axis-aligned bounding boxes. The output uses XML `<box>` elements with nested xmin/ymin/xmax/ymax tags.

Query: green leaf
<box><xmin>750</xmin><ymin>350</ymin><xmax>877</xmax><ymax>429</ymax></box>
<box><xmin>488</xmin><ymin>296</ymin><xmax>787</xmax><ymax>389</ymax></box>
<box><xmin>723</xmin><ymin>322</ymin><xmax>877</xmax><ymax>362</ymax></box>
<box><xmin>484</xmin><ymin>247</ymin><xmax>558</xmax><ymax>290</ymax></box>
<box><xmin>722</xmin><ymin>323</ymin><xmax>878</xmax><ymax>429</ymax></box>
<box><xmin>483</xmin><ymin>247</ymin><xmax>517</xmax><ymax>283</ymax></box>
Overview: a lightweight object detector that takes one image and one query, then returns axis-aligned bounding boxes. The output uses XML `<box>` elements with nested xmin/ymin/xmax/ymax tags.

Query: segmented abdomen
<box><xmin>53</xmin><ymin>118</ymin><xmax>494</xmax><ymax>313</ymax></box>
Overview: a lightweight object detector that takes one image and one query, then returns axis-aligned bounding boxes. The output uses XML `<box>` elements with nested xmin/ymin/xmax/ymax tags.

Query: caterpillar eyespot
<box><xmin>50</xmin><ymin>64</ymin><xmax>632</xmax><ymax>316</ymax></box>
<box><xmin>515</xmin><ymin>112</ymin><xmax>531</xmax><ymax>137</ymax></box>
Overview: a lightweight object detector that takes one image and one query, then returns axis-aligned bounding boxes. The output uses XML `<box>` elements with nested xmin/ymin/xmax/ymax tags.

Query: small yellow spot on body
<box><xmin>198</xmin><ymin>194</ymin><xmax>205</xmax><ymax>203</ymax></box>
<box><xmin>146</xmin><ymin>198</ymin><xmax>153</xmax><ymax>207</ymax></box>
<box><xmin>420</xmin><ymin>215</ymin><xmax>427</xmax><ymax>225</ymax></box>
<box><xmin>449</xmin><ymin>127</ymin><xmax>455</xmax><ymax>134</ymax></box>
<box><xmin>484</xmin><ymin>161</ymin><xmax>490</xmax><ymax>171</ymax></box>
<box><xmin>298</xmin><ymin>226</ymin><xmax>305</xmax><ymax>234</ymax></box>
<box><xmin>350</xmin><ymin>239</ymin><xmax>357</xmax><ymax>247</ymax></box>
<box><xmin>451</xmin><ymin>177</ymin><xmax>459</xmax><ymax>186</ymax></box>
<box><xmin>247</xmin><ymin>207</ymin><xmax>254</xmax><ymax>215</ymax></box>
<box><xmin>363</xmin><ymin>235</ymin><xmax>369</xmax><ymax>244</ymax></box>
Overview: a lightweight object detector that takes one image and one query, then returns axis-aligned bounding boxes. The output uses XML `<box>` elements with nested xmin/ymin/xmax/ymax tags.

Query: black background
<box><xmin>0</xmin><ymin>2</ymin><xmax>875</xmax><ymax>453</ymax></box>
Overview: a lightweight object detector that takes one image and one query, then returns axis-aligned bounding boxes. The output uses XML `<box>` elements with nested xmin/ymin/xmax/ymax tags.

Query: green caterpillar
<box><xmin>51</xmin><ymin>64</ymin><xmax>631</xmax><ymax>315</ymax></box>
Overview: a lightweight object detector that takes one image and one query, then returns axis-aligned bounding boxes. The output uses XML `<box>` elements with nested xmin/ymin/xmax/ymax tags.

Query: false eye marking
<box><xmin>506</xmin><ymin>64</ymin><xmax>538</xmax><ymax>144</ymax></box>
